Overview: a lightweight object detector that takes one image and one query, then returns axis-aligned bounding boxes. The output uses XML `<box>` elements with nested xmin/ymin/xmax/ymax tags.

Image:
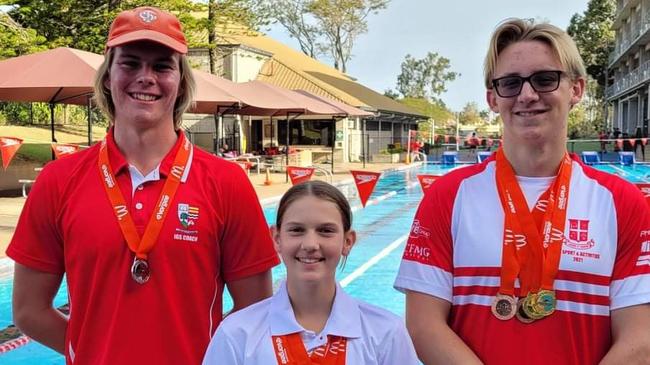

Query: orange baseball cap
<box><xmin>106</xmin><ymin>7</ymin><xmax>188</xmax><ymax>54</ymax></box>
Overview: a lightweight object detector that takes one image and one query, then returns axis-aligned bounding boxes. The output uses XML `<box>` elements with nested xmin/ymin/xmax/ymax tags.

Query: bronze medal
<box><xmin>131</xmin><ymin>257</ymin><xmax>150</xmax><ymax>284</ymax></box>
<box><xmin>491</xmin><ymin>294</ymin><xmax>517</xmax><ymax>320</ymax></box>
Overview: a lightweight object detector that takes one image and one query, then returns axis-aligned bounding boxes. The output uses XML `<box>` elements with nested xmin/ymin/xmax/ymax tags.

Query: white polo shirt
<box><xmin>202</xmin><ymin>281</ymin><xmax>419</xmax><ymax>365</ymax></box>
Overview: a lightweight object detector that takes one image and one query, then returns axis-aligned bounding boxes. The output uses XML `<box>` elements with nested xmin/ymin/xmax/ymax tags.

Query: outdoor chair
<box><xmin>442</xmin><ymin>151</ymin><xmax>458</xmax><ymax>165</ymax></box>
<box><xmin>619</xmin><ymin>151</ymin><xmax>636</xmax><ymax>166</ymax></box>
<box><xmin>581</xmin><ymin>151</ymin><xmax>601</xmax><ymax>165</ymax></box>
<box><xmin>477</xmin><ymin>151</ymin><xmax>493</xmax><ymax>163</ymax></box>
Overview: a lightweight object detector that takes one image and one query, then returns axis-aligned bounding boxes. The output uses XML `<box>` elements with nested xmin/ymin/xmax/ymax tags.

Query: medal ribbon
<box><xmin>98</xmin><ymin>133</ymin><xmax>191</xmax><ymax>260</ymax></box>
<box><xmin>272</xmin><ymin>333</ymin><xmax>347</xmax><ymax>365</ymax></box>
<box><xmin>495</xmin><ymin>148</ymin><xmax>572</xmax><ymax>296</ymax></box>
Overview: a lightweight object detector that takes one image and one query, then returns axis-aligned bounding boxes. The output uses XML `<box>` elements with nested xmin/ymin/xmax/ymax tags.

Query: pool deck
<box><xmin>0</xmin><ymin>162</ymin><xmax>407</xmax><ymax>259</ymax></box>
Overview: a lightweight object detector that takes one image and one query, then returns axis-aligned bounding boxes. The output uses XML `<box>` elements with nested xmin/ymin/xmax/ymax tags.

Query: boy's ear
<box><xmin>342</xmin><ymin>230</ymin><xmax>357</xmax><ymax>257</ymax></box>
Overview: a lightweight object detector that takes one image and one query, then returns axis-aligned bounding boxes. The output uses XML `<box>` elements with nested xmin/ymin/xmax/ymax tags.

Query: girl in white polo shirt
<box><xmin>202</xmin><ymin>180</ymin><xmax>419</xmax><ymax>365</ymax></box>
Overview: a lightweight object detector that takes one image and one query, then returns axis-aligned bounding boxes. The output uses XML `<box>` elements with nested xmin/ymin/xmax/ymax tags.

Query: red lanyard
<box><xmin>495</xmin><ymin>148</ymin><xmax>572</xmax><ymax>297</ymax></box>
<box><xmin>272</xmin><ymin>333</ymin><xmax>347</xmax><ymax>365</ymax></box>
<box><xmin>97</xmin><ymin>133</ymin><xmax>191</xmax><ymax>261</ymax></box>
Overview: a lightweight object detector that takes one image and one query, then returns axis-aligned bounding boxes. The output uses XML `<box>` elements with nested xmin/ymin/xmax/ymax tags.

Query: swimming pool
<box><xmin>1</xmin><ymin>161</ymin><xmax>647</xmax><ymax>363</ymax></box>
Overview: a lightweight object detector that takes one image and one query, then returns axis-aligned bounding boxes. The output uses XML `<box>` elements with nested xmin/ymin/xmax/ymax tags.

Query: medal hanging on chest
<box><xmin>492</xmin><ymin>148</ymin><xmax>572</xmax><ymax>322</ymax></box>
<box><xmin>97</xmin><ymin>133</ymin><xmax>192</xmax><ymax>284</ymax></box>
<box><xmin>272</xmin><ymin>333</ymin><xmax>347</xmax><ymax>365</ymax></box>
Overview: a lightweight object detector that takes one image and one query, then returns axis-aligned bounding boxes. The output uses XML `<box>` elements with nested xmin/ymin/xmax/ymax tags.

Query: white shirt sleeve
<box><xmin>378</xmin><ymin>318</ymin><xmax>420</xmax><ymax>365</ymax></box>
<box><xmin>202</xmin><ymin>326</ymin><xmax>242</xmax><ymax>365</ymax></box>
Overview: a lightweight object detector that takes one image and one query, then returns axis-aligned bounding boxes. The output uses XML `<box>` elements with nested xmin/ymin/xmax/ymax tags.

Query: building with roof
<box><xmin>186</xmin><ymin>30</ymin><xmax>426</xmax><ymax>164</ymax></box>
<box><xmin>605</xmin><ymin>0</ymin><xmax>650</xmax><ymax>137</ymax></box>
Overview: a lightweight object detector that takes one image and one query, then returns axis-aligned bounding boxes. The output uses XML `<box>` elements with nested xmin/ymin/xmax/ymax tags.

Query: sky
<box><xmin>264</xmin><ymin>0</ymin><xmax>592</xmax><ymax>112</ymax></box>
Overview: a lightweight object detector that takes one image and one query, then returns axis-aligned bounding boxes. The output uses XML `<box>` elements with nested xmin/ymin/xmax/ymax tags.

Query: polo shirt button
<box><xmin>137</xmin><ymin>185</ymin><xmax>144</xmax><ymax>191</ymax></box>
<box><xmin>135</xmin><ymin>203</ymin><xmax>143</xmax><ymax>210</ymax></box>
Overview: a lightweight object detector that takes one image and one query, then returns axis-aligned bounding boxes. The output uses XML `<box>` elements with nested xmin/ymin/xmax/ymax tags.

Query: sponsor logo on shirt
<box><xmin>637</xmin><ymin>240</ymin><xmax>650</xmax><ymax>267</ymax></box>
<box><xmin>275</xmin><ymin>337</ymin><xmax>289</xmax><ymax>364</ymax></box>
<box><xmin>410</xmin><ymin>219</ymin><xmax>430</xmax><ymax>239</ymax></box>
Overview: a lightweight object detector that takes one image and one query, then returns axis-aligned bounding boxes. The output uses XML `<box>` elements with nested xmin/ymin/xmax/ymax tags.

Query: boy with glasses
<box><xmin>395</xmin><ymin>18</ymin><xmax>650</xmax><ymax>364</ymax></box>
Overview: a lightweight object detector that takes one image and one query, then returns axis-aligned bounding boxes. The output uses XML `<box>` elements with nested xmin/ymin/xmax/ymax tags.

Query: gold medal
<box><xmin>522</xmin><ymin>293</ymin><xmax>544</xmax><ymax>320</ymax></box>
<box><xmin>516</xmin><ymin>298</ymin><xmax>535</xmax><ymax>324</ymax></box>
<box><xmin>533</xmin><ymin>290</ymin><xmax>556</xmax><ymax>317</ymax></box>
<box><xmin>491</xmin><ymin>294</ymin><xmax>517</xmax><ymax>320</ymax></box>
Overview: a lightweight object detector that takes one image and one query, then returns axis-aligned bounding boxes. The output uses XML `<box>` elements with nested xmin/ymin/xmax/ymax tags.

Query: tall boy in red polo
<box><xmin>8</xmin><ymin>7</ymin><xmax>279</xmax><ymax>365</ymax></box>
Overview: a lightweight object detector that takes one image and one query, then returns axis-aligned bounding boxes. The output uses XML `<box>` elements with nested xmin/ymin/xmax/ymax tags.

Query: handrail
<box><xmin>310</xmin><ymin>165</ymin><xmax>333</xmax><ymax>183</ymax></box>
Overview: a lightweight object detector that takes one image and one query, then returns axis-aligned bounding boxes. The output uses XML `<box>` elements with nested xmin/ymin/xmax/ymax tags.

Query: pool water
<box><xmin>1</xmin><ymin>161</ymin><xmax>646</xmax><ymax>363</ymax></box>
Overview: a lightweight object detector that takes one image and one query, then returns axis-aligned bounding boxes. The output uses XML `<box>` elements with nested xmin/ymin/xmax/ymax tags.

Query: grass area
<box><xmin>2</xmin><ymin>124</ymin><xmax>107</xmax><ymax>163</ymax></box>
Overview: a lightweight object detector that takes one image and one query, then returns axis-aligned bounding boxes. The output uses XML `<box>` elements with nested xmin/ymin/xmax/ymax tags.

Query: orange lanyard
<box><xmin>272</xmin><ymin>333</ymin><xmax>347</xmax><ymax>365</ymax></box>
<box><xmin>97</xmin><ymin>133</ymin><xmax>191</xmax><ymax>261</ymax></box>
<box><xmin>495</xmin><ymin>148</ymin><xmax>572</xmax><ymax>296</ymax></box>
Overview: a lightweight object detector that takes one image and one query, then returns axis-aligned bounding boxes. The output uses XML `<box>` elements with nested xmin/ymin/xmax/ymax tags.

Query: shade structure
<box><xmin>228</xmin><ymin>80</ymin><xmax>350</xmax><ymax>117</ymax></box>
<box><xmin>189</xmin><ymin>69</ymin><xmax>241</xmax><ymax>114</ymax></box>
<box><xmin>0</xmin><ymin>47</ymin><xmax>103</xmax><ymax>105</ymax></box>
<box><xmin>292</xmin><ymin>89</ymin><xmax>375</xmax><ymax>117</ymax></box>
<box><xmin>0</xmin><ymin>47</ymin><xmax>104</xmax><ymax>150</ymax></box>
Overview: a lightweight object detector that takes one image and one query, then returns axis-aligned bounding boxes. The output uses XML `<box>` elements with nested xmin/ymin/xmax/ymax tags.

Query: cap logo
<box><xmin>138</xmin><ymin>9</ymin><xmax>157</xmax><ymax>23</ymax></box>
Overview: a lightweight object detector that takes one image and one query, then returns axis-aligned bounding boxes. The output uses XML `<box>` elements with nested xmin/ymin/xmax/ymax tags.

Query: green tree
<box><xmin>567</xmin><ymin>103</ymin><xmax>596</xmax><ymax>139</ymax></box>
<box><xmin>269</xmin><ymin>0</ymin><xmax>388</xmax><ymax>72</ymax></box>
<box><xmin>0</xmin><ymin>11</ymin><xmax>47</xmax><ymax>59</ymax></box>
<box><xmin>458</xmin><ymin>101</ymin><xmax>484</xmax><ymax>126</ymax></box>
<box><xmin>395</xmin><ymin>52</ymin><xmax>459</xmax><ymax>104</ymax></box>
<box><xmin>567</xmin><ymin>0</ymin><xmax>615</xmax><ymax>94</ymax></box>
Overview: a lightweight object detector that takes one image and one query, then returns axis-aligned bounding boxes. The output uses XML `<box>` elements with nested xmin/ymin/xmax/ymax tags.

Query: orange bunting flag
<box><xmin>643</xmin><ymin>138</ymin><xmax>648</xmax><ymax>146</ymax></box>
<box><xmin>287</xmin><ymin>166</ymin><xmax>315</xmax><ymax>185</ymax></box>
<box><xmin>444</xmin><ymin>135</ymin><xmax>450</xmax><ymax>143</ymax></box>
<box><xmin>629</xmin><ymin>138</ymin><xmax>636</xmax><ymax>145</ymax></box>
<box><xmin>417</xmin><ymin>174</ymin><xmax>441</xmax><ymax>194</ymax></box>
<box><xmin>0</xmin><ymin>137</ymin><xmax>23</xmax><ymax>170</ymax></box>
<box><xmin>635</xmin><ymin>183</ymin><xmax>650</xmax><ymax>206</ymax></box>
<box><xmin>616</xmin><ymin>139</ymin><xmax>623</xmax><ymax>150</ymax></box>
<box><xmin>350</xmin><ymin>170</ymin><xmax>381</xmax><ymax>207</ymax></box>
<box><xmin>52</xmin><ymin>143</ymin><xmax>80</xmax><ymax>159</ymax></box>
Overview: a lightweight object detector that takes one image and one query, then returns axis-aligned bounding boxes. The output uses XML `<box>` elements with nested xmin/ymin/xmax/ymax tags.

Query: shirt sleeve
<box><xmin>202</xmin><ymin>325</ymin><xmax>242</xmax><ymax>365</ymax></box>
<box><xmin>610</xmin><ymin>182</ymin><xmax>650</xmax><ymax>310</ymax></box>
<box><xmin>377</xmin><ymin>317</ymin><xmax>420</xmax><ymax>365</ymax></box>
<box><xmin>6</xmin><ymin>164</ymin><xmax>65</xmax><ymax>274</ymax></box>
<box><xmin>219</xmin><ymin>163</ymin><xmax>280</xmax><ymax>282</ymax></box>
<box><xmin>393</xmin><ymin>180</ymin><xmax>455</xmax><ymax>302</ymax></box>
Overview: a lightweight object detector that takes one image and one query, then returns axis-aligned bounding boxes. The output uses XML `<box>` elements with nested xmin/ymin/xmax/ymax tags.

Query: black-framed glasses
<box><xmin>491</xmin><ymin>70</ymin><xmax>564</xmax><ymax>98</ymax></box>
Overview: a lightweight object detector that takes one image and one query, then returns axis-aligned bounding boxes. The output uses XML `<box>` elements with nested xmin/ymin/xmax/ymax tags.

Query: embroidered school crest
<box><xmin>177</xmin><ymin>203</ymin><xmax>199</xmax><ymax>228</ymax></box>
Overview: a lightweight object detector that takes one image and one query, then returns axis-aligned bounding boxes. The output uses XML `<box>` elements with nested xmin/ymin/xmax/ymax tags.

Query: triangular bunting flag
<box><xmin>0</xmin><ymin>137</ymin><xmax>23</xmax><ymax>170</ymax></box>
<box><xmin>350</xmin><ymin>170</ymin><xmax>381</xmax><ymax>207</ymax></box>
<box><xmin>628</xmin><ymin>138</ymin><xmax>636</xmax><ymax>145</ymax></box>
<box><xmin>417</xmin><ymin>174</ymin><xmax>441</xmax><ymax>194</ymax></box>
<box><xmin>287</xmin><ymin>166</ymin><xmax>315</xmax><ymax>185</ymax></box>
<box><xmin>52</xmin><ymin>143</ymin><xmax>80</xmax><ymax>159</ymax></box>
<box><xmin>616</xmin><ymin>139</ymin><xmax>623</xmax><ymax>150</ymax></box>
<box><xmin>642</xmin><ymin>138</ymin><xmax>648</xmax><ymax>146</ymax></box>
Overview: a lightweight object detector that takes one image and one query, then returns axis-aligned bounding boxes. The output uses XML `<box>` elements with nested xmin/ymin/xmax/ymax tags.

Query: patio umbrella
<box><xmin>292</xmin><ymin>89</ymin><xmax>376</xmax><ymax>117</ymax></box>
<box><xmin>190</xmin><ymin>69</ymin><xmax>240</xmax><ymax>114</ymax></box>
<box><xmin>0</xmin><ymin>47</ymin><xmax>104</xmax><ymax>148</ymax></box>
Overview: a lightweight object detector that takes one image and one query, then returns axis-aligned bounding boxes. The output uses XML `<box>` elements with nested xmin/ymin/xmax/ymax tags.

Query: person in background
<box><xmin>395</xmin><ymin>18</ymin><xmax>650</xmax><ymax>365</ymax></box>
<box><xmin>203</xmin><ymin>181</ymin><xmax>419</xmax><ymax>365</ymax></box>
<box><xmin>8</xmin><ymin>7</ymin><xmax>279</xmax><ymax>365</ymax></box>
<box><xmin>635</xmin><ymin>127</ymin><xmax>645</xmax><ymax>161</ymax></box>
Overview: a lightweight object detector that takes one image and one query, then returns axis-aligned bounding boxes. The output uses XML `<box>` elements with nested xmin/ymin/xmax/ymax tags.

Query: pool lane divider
<box><xmin>340</xmin><ymin>233</ymin><xmax>409</xmax><ymax>288</ymax></box>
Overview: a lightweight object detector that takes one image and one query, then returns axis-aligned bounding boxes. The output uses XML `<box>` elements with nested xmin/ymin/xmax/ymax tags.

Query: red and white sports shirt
<box><xmin>394</xmin><ymin>156</ymin><xmax>650</xmax><ymax>365</ymax></box>
<box><xmin>7</xmin><ymin>132</ymin><xmax>280</xmax><ymax>365</ymax></box>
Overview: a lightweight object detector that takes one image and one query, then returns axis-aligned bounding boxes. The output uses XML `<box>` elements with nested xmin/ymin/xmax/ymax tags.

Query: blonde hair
<box><xmin>93</xmin><ymin>47</ymin><xmax>196</xmax><ymax>129</ymax></box>
<box><xmin>483</xmin><ymin>18</ymin><xmax>587</xmax><ymax>89</ymax></box>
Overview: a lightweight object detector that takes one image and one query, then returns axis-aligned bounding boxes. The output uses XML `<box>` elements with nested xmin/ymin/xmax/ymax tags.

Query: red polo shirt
<box><xmin>7</xmin><ymin>131</ymin><xmax>279</xmax><ymax>365</ymax></box>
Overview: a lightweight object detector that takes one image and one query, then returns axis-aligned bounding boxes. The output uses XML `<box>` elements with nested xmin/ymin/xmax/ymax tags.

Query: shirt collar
<box><xmin>269</xmin><ymin>281</ymin><xmax>362</xmax><ymax>339</ymax></box>
<box><xmin>105</xmin><ymin>128</ymin><xmax>192</xmax><ymax>182</ymax></box>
